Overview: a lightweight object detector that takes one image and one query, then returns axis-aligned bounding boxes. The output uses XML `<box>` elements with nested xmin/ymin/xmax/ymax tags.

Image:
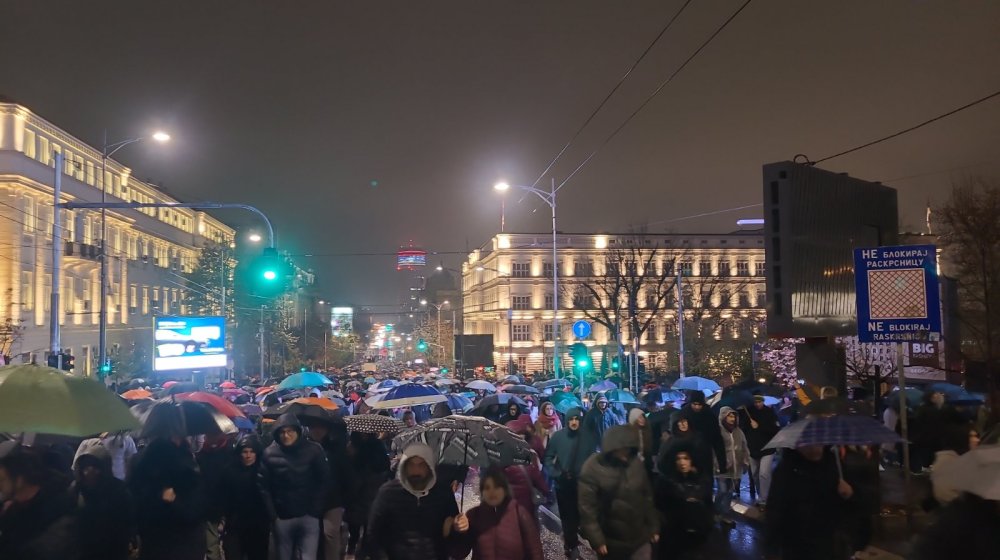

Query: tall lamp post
<box><xmin>420</xmin><ymin>299</ymin><xmax>450</xmax><ymax>366</ymax></box>
<box><xmin>494</xmin><ymin>179</ymin><xmax>561</xmax><ymax>377</ymax></box>
<box><xmin>97</xmin><ymin>130</ymin><xmax>170</xmax><ymax>375</ymax></box>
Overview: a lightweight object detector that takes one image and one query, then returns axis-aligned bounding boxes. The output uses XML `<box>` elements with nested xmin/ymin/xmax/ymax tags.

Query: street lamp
<box><xmin>98</xmin><ymin>130</ymin><xmax>170</xmax><ymax>375</ymax></box>
<box><xmin>493</xmin><ymin>178</ymin><xmax>561</xmax><ymax>377</ymax></box>
<box><xmin>248</xmin><ymin>232</ymin><xmax>263</xmax><ymax>243</ymax></box>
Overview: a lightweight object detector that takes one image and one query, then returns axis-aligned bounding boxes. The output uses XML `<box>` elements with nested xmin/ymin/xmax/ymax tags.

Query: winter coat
<box><xmin>911</xmin><ymin>493</ymin><xmax>1000</xmax><ymax>560</ymax></box>
<box><xmin>317</xmin><ymin>433</ymin><xmax>354</xmax><ymax>511</ymax></box>
<box><xmin>223</xmin><ymin>436</ymin><xmax>271</xmax><ymax>530</ymax></box>
<box><xmin>681</xmin><ymin>401</ymin><xmax>726</xmax><ymax>471</ymax></box>
<box><xmin>913</xmin><ymin>402</ymin><xmax>966</xmax><ymax>453</ymax></box>
<box><xmin>646</xmin><ymin>408</ymin><xmax>673</xmax><ymax>457</ymax></box>
<box><xmin>197</xmin><ymin>444</ymin><xmax>232</xmax><ymax>522</ymax></box>
<box><xmin>448</xmin><ymin>497</ymin><xmax>544</xmax><ymax>560</ymax></box>
<box><xmin>739</xmin><ymin>404</ymin><xmax>781</xmax><ymax>458</ymax></box>
<box><xmin>71</xmin><ymin>440</ymin><xmax>135</xmax><ymax>560</ymax></box>
<box><xmin>503</xmin><ymin>462</ymin><xmax>548</xmax><ymax>516</ymax></box>
<box><xmin>345</xmin><ymin>434</ymin><xmax>391</xmax><ymax>527</ymax></box>
<box><xmin>127</xmin><ymin>438</ymin><xmax>207</xmax><ymax>560</ymax></box>
<box><xmin>658</xmin><ymin>410</ymin><xmax>713</xmax><ymax>479</ymax></box>
<box><xmin>0</xmin><ymin>478</ymin><xmax>80</xmax><ymax>560</ymax></box>
<box><xmin>766</xmin><ymin>448</ymin><xmax>850</xmax><ymax>560</ymax></box>
<box><xmin>257</xmin><ymin>413</ymin><xmax>330</xmax><ymax>520</ymax></box>
<box><xmin>543</xmin><ymin>424</ymin><xmax>593</xmax><ymax>481</ymax></box>
<box><xmin>715</xmin><ymin>406</ymin><xmax>750</xmax><ymax>479</ymax></box>
<box><xmin>367</xmin><ymin>443</ymin><xmax>460</xmax><ymax>560</ymax></box>
<box><xmin>584</xmin><ymin>405</ymin><xmax>626</xmax><ymax>448</ymax></box>
<box><xmin>654</xmin><ymin>453</ymin><xmax>713</xmax><ymax>541</ymax></box>
<box><xmin>578</xmin><ymin>425</ymin><xmax>659</xmax><ymax>558</ymax></box>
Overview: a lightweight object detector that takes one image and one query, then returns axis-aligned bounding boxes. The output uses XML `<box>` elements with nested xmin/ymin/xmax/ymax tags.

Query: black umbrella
<box><xmin>263</xmin><ymin>400</ymin><xmax>338</xmax><ymax>424</ymax></box>
<box><xmin>500</xmin><ymin>384</ymin><xmax>540</xmax><ymax>395</ymax></box>
<box><xmin>163</xmin><ymin>382</ymin><xmax>200</xmax><ymax>395</ymax></box>
<box><xmin>469</xmin><ymin>393</ymin><xmax>527</xmax><ymax>416</ymax></box>
<box><xmin>392</xmin><ymin>415</ymin><xmax>533</xmax><ymax>467</ymax></box>
<box><xmin>131</xmin><ymin>399</ymin><xmax>237</xmax><ymax>437</ymax></box>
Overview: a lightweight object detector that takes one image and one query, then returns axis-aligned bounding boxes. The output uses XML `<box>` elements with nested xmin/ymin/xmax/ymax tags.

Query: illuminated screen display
<box><xmin>153</xmin><ymin>316</ymin><xmax>227</xmax><ymax>371</ymax></box>
<box><xmin>397</xmin><ymin>250</ymin><xmax>426</xmax><ymax>269</ymax></box>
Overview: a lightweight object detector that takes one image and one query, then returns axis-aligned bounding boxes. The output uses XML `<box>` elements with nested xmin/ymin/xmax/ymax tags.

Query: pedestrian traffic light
<box><xmin>611</xmin><ymin>355</ymin><xmax>621</xmax><ymax>372</ymax></box>
<box><xmin>570</xmin><ymin>342</ymin><xmax>592</xmax><ymax>375</ymax></box>
<box><xmin>61</xmin><ymin>352</ymin><xmax>75</xmax><ymax>372</ymax></box>
<box><xmin>99</xmin><ymin>359</ymin><xmax>112</xmax><ymax>377</ymax></box>
<box><xmin>250</xmin><ymin>248</ymin><xmax>291</xmax><ymax>297</ymax></box>
<box><xmin>416</xmin><ymin>339</ymin><xmax>428</xmax><ymax>352</ymax></box>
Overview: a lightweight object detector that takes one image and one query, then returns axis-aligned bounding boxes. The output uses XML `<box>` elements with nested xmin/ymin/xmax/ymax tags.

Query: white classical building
<box><xmin>462</xmin><ymin>232</ymin><xmax>766</xmax><ymax>374</ymax></box>
<box><xmin>0</xmin><ymin>100</ymin><xmax>234</xmax><ymax>375</ymax></box>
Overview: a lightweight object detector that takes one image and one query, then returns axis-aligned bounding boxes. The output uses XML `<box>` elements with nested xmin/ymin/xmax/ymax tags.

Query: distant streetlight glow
<box><xmin>248</xmin><ymin>233</ymin><xmax>262</xmax><ymax>243</ymax></box>
<box><xmin>420</xmin><ymin>299</ymin><xmax>428</xmax><ymax>305</ymax></box>
<box><xmin>493</xmin><ymin>181</ymin><xmax>510</xmax><ymax>192</ymax></box>
<box><xmin>152</xmin><ymin>131</ymin><xmax>171</xmax><ymax>142</ymax></box>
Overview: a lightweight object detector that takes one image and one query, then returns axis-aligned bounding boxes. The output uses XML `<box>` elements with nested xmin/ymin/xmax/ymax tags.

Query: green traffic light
<box><xmin>577</xmin><ymin>359</ymin><xmax>589</xmax><ymax>368</ymax></box>
<box><xmin>263</xmin><ymin>270</ymin><xmax>277</xmax><ymax>281</ymax></box>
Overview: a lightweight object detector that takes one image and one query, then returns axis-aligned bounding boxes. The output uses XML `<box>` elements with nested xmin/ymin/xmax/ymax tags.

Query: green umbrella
<box><xmin>0</xmin><ymin>364</ymin><xmax>140</xmax><ymax>437</ymax></box>
<box><xmin>549</xmin><ymin>391</ymin><xmax>583</xmax><ymax>414</ymax></box>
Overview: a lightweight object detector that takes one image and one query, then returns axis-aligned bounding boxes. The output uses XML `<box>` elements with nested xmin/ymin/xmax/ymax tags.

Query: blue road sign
<box><xmin>853</xmin><ymin>245</ymin><xmax>941</xmax><ymax>343</ymax></box>
<box><xmin>572</xmin><ymin>320</ymin><xmax>592</xmax><ymax>339</ymax></box>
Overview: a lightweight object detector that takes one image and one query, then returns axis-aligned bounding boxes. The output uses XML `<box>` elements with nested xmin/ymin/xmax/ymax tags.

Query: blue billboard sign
<box><xmin>853</xmin><ymin>245</ymin><xmax>941</xmax><ymax>343</ymax></box>
<box><xmin>153</xmin><ymin>316</ymin><xmax>227</xmax><ymax>371</ymax></box>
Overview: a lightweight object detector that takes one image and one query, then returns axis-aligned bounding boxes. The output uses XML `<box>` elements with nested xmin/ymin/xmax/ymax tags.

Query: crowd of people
<box><xmin>0</xmin><ymin>371</ymin><xmax>996</xmax><ymax>560</ymax></box>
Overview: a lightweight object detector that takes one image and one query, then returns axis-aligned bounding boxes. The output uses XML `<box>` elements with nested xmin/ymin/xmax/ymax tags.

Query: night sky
<box><xmin>5</xmin><ymin>0</ymin><xmax>999</xmax><ymax>308</ymax></box>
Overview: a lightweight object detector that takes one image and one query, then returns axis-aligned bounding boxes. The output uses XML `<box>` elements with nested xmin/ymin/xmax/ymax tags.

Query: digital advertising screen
<box><xmin>153</xmin><ymin>316</ymin><xmax>227</xmax><ymax>371</ymax></box>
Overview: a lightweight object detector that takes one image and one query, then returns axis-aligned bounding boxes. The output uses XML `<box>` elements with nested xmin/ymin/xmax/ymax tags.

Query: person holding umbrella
<box><xmin>221</xmin><ymin>435</ymin><xmax>270</xmax><ymax>560</ymax></box>
<box><xmin>0</xmin><ymin>448</ymin><xmax>80</xmax><ymax>560</ymax></box>
<box><xmin>367</xmin><ymin>442</ymin><xmax>460</xmax><ymax>560</ymax></box>
<box><xmin>739</xmin><ymin>393</ymin><xmax>780</xmax><ymax>508</ymax></box>
<box><xmin>449</xmin><ymin>466</ymin><xmax>544</xmax><ymax>560</ymax></box>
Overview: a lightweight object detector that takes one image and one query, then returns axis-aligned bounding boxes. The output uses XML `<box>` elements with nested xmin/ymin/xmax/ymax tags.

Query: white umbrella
<box><xmin>465</xmin><ymin>380</ymin><xmax>496</xmax><ymax>392</ymax></box>
<box><xmin>934</xmin><ymin>444</ymin><xmax>1000</xmax><ymax>500</ymax></box>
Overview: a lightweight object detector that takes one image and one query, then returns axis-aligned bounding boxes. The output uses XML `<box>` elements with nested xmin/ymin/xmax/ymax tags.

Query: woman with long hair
<box><xmin>449</xmin><ymin>467</ymin><xmax>544</xmax><ymax>560</ymax></box>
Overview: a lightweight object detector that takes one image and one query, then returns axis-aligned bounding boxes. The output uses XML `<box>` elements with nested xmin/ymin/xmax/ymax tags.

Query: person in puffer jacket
<box><xmin>71</xmin><ymin>440</ymin><xmax>135</xmax><ymax>560</ymax></box>
<box><xmin>449</xmin><ymin>466</ymin><xmax>544</xmax><ymax>560</ymax></box>
<box><xmin>579</xmin><ymin>425</ymin><xmax>659</xmax><ymax>559</ymax></box>
<box><xmin>257</xmin><ymin>413</ymin><xmax>330</xmax><ymax>560</ymax></box>
<box><xmin>367</xmin><ymin>442</ymin><xmax>460</xmax><ymax>560</ymax></box>
<box><xmin>714</xmin><ymin>406</ymin><xmax>749</xmax><ymax>526</ymax></box>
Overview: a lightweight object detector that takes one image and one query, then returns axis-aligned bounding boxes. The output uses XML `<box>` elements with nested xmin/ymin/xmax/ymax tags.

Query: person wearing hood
<box><xmin>0</xmin><ymin>448</ymin><xmax>80</xmax><ymax>560</ymax></box>
<box><xmin>584</xmin><ymin>394</ymin><xmax>625</xmax><ymax>449</ymax></box>
<box><xmin>714</xmin><ymin>406</ymin><xmax>749</xmax><ymax>526</ymax></box>
<box><xmin>303</xmin><ymin>415</ymin><xmax>354</xmax><ymax>560</ymax></box>
<box><xmin>71</xmin><ymin>440</ymin><xmax>135</xmax><ymax>560</ymax></box>
<box><xmin>449</xmin><ymin>466</ymin><xmax>544</xmax><ymax>560</ymax></box>
<box><xmin>658</xmin><ymin>410</ymin><xmax>713</xmax><ymax>481</ymax></box>
<box><xmin>345</xmin><ymin>431</ymin><xmax>391</xmax><ymax>559</ymax></box>
<box><xmin>654</xmin><ymin>443</ymin><xmax>712</xmax><ymax>560</ymax></box>
<box><xmin>367</xmin><ymin>442</ymin><xmax>460</xmax><ymax>560</ymax></box>
<box><xmin>680</xmin><ymin>391</ymin><xmax>726</xmax><ymax>475</ymax></box>
<box><xmin>628</xmin><ymin>408</ymin><xmax>654</xmax><ymax>476</ymax></box>
<box><xmin>544</xmin><ymin>407</ymin><xmax>593</xmax><ymax>559</ymax></box>
<box><xmin>222</xmin><ymin>435</ymin><xmax>270</xmax><ymax>560</ymax></box>
<box><xmin>96</xmin><ymin>431</ymin><xmax>138</xmax><ymax>481</ymax></box>
<box><xmin>257</xmin><ymin>412</ymin><xmax>330</xmax><ymax>560</ymax></box>
<box><xmin>128</xmin><ymin>404</ymin><xmax>207</xmax><ymax>560</ymax></box>
<box><xmin>500</xmin><ymin>401</ymin><xmax>523</xmax><ymax>425</ymax></box>
<box><xmin>739</xmin><ymin>393</ymin><xmax>780</xmax><ymax>507</ymax></box>
<box><xmin>578</xmin><ymin>425</ymin><xmax>659</xmax><ymax>559</ymax></box>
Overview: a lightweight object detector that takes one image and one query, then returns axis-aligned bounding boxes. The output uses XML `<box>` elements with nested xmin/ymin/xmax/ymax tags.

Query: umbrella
<box><xmin>219</xmin><ymin>381</ymin><xmax>237</xmax><ymax>389</ymax></box>
<box><xmin>0</xmin><ymin>365</ymin><xmax>140</xmax><ymax>437</ymax></box>
<box><xmin>371</xmin><ymin>384</ymin><xmax>448</xmax><ymax>409</ymax></box>
<box><xmin>233</xmin><ymin>416</ymin><xmax>255</xmax><ymax>431</ymax></box>
<box><xmin>500</xmin><ymin>384</ymin><xmax>540</xmax><ymax>395</ymax></box>
<box><xmin>501</xmin><ymin>375</ymin><xmax>522</xmax><ymax>384</ymax></box>
<box><xmin>644</xmin><ymin>388</ymin><xmax>686</xmax><ymax>403</ymax></box>
<box><xmin>164</xmin><ymin>382</ymin><xmax>200</xmax><ymax>395</ymax></box>
<box><xmin>239</xmin><ymin>404</ymin><xmax>263</xmax><ymax>416</ymax></box>
<box><xmin>371</xmin><ymin>379</ymin><xmax>401</xmax><ymax>392</ymax></box>
<box><xmin>534</xmin><ymin>379</ymin><xmax>572</xmax><ymax>390</ymax></box>
<box><xmin>764</xmin><ymin>414</ymin><xmax>903</xmax><ymax>449</ymax></box>
<box><xmin>131</xmin><ymin>399</ymin><xmax>237</xmax><ymax>437</ymax></box>
<box><xmin>255</xmin><ymin>385</ymin><xmax>277</xmax><ymax>395</ymax></box>
<box><xmin>444</xmin><ymin>393</ymin><xmax>474</xmax><ymax>413</ymax></box>
<box><xmin>927</xmin><ymin>382</ymin><xmax>984</xmax><ymax>405</ymax></box>
<box><xmin>469</xmin><ymin>393</ymin><xmax>527</xmax><ymax>416</ymax></box>
<box><xmin>604</xmin><ymin>389</ymin><xmax>639</xmax><ymax>404</ymax></box>
<box><xmin>671</xmin><ymin>376</ymin><xmax>721</xmax><ymax>393</ymax></box>
<box><xmin>174</xmin><ymin>392</ymin><xmax>246</xmax><ymax>419</ymax></box>
<box><xmin>888</xmin><ymin>387</ymin><xmax>923</xmax><ymax>409</ymax></box>
<box><xmin>549</xmin><ymin>392</ymin><xmax>583</xmax><ymax>414</ymax></box>
<box><xmin>277</xmin><ymin>372</ymin><xmax>334</xmax><ymax>390</ymax></box>
<box><xmin>465</xmin><ymin>380</ymin><xmax>496</xmax><ymax>392</ymax></box>
<box><xmin>715</xmin><ymin>388</ymin><xmax>755</xmax><ymax>410</ymax></box>
<box><xmin>162</xmin><ymin>380</ymin><xmax>179</xmax><ymax>388</ymax></box>
<box><xmin>435</xmin><ymin>378</ymin><xmax>460</xmax><ymax>386</ymax></box>
<box><xmin>263</xmin><ymin>398</ymin><xmax>339</xmax><ymax>423</ymax></box>
<box><xmin>288</xmin><ymin>396</ymin><xmax>339</xmax><ymax>410</ymax></box>
<box><xmin>363</xmin><ymin>376</ymin><xmax>377</xmax><ymax>384</ymax></box>
<box><xmin>588</xmin><ymin>380</ymin><xmax>617</xmax><ymax>392</ymax></box>
<box><xmin>392</xmin><ymin>415</ymin><xmax>534</xmax><ymax>468</ymax></box>
<box><xmin>345</xmin><ymin>414</ymin><xmax>404</xmax><ymax>434</ymax></box>
<box><xmin>932</xmin><ymin>444</ymin><xmax>1000</xmax><ymax>500</ymax></box>
<box><xmin>121</xmin><ymin>388</ymin><xmax>153</xmax><ymax>400</ymax></box>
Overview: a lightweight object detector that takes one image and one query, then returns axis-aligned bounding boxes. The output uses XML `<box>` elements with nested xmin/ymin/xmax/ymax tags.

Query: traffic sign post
<box><xmin>854</xmin><ymin>244</ymin><xmax>940</xmax><ymax>528</ymax></box>
<box><xmin>572</xmin><ymin>320</ymin><xmax>592</xmax><ymax>340</ymax></box>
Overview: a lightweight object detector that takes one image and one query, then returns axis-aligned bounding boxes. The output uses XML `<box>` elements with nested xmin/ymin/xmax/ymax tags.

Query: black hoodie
<box><xmin>224</xmin><ymin>435</ymin><xmax>271</xmax><ymax>530</ymax></box>
<box><xmin>71</xmin><ymin>441</ymin><xmax>135</xmax><ymax>560</ymax></box>
<box><xmin>257</xmin><ymin>413</ymin><xmax>330</xmax><ymax>520</ymax></box>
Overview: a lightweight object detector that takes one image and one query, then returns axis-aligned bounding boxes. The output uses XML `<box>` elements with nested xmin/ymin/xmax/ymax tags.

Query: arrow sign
<box><xmin>572</xmin><ymin>320</ymin><xmax>592</xmax><ymax>339</ymax></box>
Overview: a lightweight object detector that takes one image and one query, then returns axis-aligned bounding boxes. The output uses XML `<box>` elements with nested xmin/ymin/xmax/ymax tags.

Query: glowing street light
<box><xmin>152</xmin><ymin>131</ymin><xmax>171</xmax><ymax>142</ymax></box>
<box><xmin>248</xmin><ymin>233</ymin><xmax>263</xmax><ymax>243</ymax></box>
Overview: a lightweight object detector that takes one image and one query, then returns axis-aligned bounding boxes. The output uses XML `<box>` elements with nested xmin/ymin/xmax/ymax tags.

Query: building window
<box><xmin>737</xmin><ymin>261</ymin><xmax>750</xmax><ymax>276</ymax></box>
<box><xmin>543</xmin><ymin>356</ymin><xmax>554</xmax><ymax>372</ymax></box>
<box><xmin>645</xmin><ymin>291</ymin><xmax>657</xmax><ymax>309</ymax></box>
<box><xmin>755</xmin><ymin>261</ymin><xmax>766</xmax><ymax>276</ymax></box>
<box><xmin>699</xmin><ymin>260</ymin><xmax>713</xmax><ymax>276</ymax></box>
<box><xmin>574</xmin><ymin>261</ymin><xmax>593</xmax><ymax>276</ymax></box>
<box><xmin>682</xmin><ymin>288</ymin><xmax>693</xmax><ymax>308</ymax></box>
<box><xmin>719</xmin><ymin>288</ymin><xmax>731</xmax><ymax>308</ymax></box>
<box><xmin>756</xmin><ymin>292</ymin><xmax>766</xmax><ymax>308</ymax></box>
<box><xmin>573</xmin><ymin>293</ymin><xmax>594</xmax><ymax>309</ymax></box>
<box><xmin>43</xmin><ymin>274</ymin><xmax>51</xmax><ymax>311</ymax></box>
<box><xmin>512</xmin><ymin>323</ymin><xmax>531</xmax><ymax>342</ymax></box>
<box><xmin>665</xmin><ymin>321</ymin><xmax>676</xmax><ymax>338</ymax></box>
<box><xmin>130</xmin><ymin>285</ymin><xmax>138</xmax><ymax>312</ymax></box>
<box><xmin>700</xmin><ymin>292</ymin><xmax>712</xmax><ymax>308</ymax></box>
<box><xmin>718</xmin><ymin>261</ymin><xmax>731</xmax><ymax>277</ymax></box>
<box><xmin>512</xmin><ymin>262</ymin><xmax>530</xmax><ymax>278</ymax></box>
<box><xmin>544</xmin><ymin>323</ymin><xmax>555</xmax><ymax>341</ymax></box>
<box><xmin>23</xmin><ymin>129</ymin><xmax>36</xmax><ymax>158</ymax></box>
<box><xmin>20</xmin><ymin>271</ymin><xmax>33</xmax><ymax>310</ymax></box>
<box><xmin>739</xmin><ymin>291</ymin><xmax>751</xmax><ymax>308</ymax></box>
<box><xmin>544</xmin><ymin>293</ymin><xmax>553</xmax><ymax>309</ymax></box>
<box><xmin>64</xmin><ymin>278</ymin><xmax>74</xmax><ymax>312</ymax></box>
<box><xmin>142</xmin><ymin>287</ymin><xmax>149</xmax><ymax>315</ymax></box>
<box><xmin>22</xmin><ymin>197</ymin><xmax>36</xmax><ymax>233</ymax></box>
<box><xmin>606</xmin><ymin>259</ymin><xmax>620</xmax><ymax>277</ymax></box>
<box><xmin>39</xmin><ymin>137</ymin><xmax>50</xmax><ymax>165</ymax></box>
<box><xmin>512</xmin><ymin>295</ymin><xmax>531</xmax><ymax>310</ymax></box>
<box><xmin>662</xmin><ymin>261</ymin><xmax>675</xmax><ymax>277</ymax></box>
<box><xmin>680</xmin><ymin>261</ymin><xmax>693</xmax><ymax>276</ymax></box>
<box><xmin>647</xmin><ymin>322</ymin><xmax>657</xmax><ymax>340</ymax></box>
<box><xmin>542</xmin><ymin>262</ymin><xmax>553</xmax><ymax>278</ymax></box>
<box><xmin>516</xmin><ymin>356</ymin><xmax>527</xmax><ymax>373</ymax></box>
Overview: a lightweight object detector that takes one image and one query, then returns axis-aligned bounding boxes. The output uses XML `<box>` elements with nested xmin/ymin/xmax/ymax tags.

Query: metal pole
<box><xmin>324</xmin><ymin>330</ymin><xmax>328</xmax><ymax>370</ymax></box>
<box><xmin>501</xmin><ymin>196</ymin><xmax>505</xmax><ymax>233</ymax></box>
<box><xmin>259</xmin><ymin>305</ymin><xmax>266</xmax><ymax>379</ymax></box>
<box><xmin>50</xmin><ymin>152</ymin><xmax>64</xmax><ymax>362</ymax></box>
<box><xmin>437</xmin><ymin>306</ymin><xmax>442</xmax><ymax>366</ymax></box>
<box><xmin>677</xmin><ymin>266</ymin><xmax>685</xmax><ymax>377</ymax></box>
<box><xmin>98</xmin><ymin>133</ymin><xmax>108</xmax><ymax>375</ymax></box>
<box><xmin>897</xmin><ymin>341</ymin><xmax>913</xmax><ymax>525</ymax></box>
<box><xmin>304</xmin><ymin>306</ymin><xmax>308</xmax><ymax>361</ymax></box>
<box><xmin>551</xmin><ymin>177</ymin><xmax>559</xmax><ymax>378</ymax></box>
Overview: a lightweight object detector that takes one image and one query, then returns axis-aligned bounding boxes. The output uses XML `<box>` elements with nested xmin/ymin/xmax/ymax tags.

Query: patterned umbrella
<box><xmin>764</xmin><ymin>414</ymin><xmax>903</xmax><ymax>449</ymax></box>
<box><xmin>371</xmin><ymin>383</ymin><xmax>447</xmax><ymax>409</ymax></box>
<box><xmin>277</xmin><ymin>372</ymin><xmax>334</xmax><ymax>390</ymax></box>
<box><xmin>371</xmin><ymin>379</ymin><xmax>401</xmax><ymax>393</ymax></box>
<box><xmin>548</xmin><ymin>392</ymin><xmax>583</xmax><ymax>414</ymax></box>
<box><xmin>391</xmin><ymin>415</ymin><xmax>534</xmax><ymax>467</ymax></box>
<box><xmin>345</xmin><ymin>414</ymin><xmax>404</xmax><ymax>434</ymax></box>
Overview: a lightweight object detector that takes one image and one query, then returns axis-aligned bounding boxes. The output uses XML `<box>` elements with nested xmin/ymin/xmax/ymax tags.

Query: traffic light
<box><xmin>570</xmin><ymin>342</ymin><xmax>592</xmax><ymax>375</ymax></box>
<box><xmin>611</xmin><ymin>355</ymin><xmax>621</xmax><ymax>372</ymax></box>
<box><xmin>47</xmin><ymin>353</ymin><xmax>60</xmax><ymax>369</ymax></box>
<box><xmin>250</xmin><ymin>248</ymin><xmax>291</xmax><ymax>297</ymax></box>
<box><xmin>416</xmin><ymin>339</ymin><xmax>428</xmax><ymax>353</ymax></box>
<box><xmin>98</xmin><ymin>359</ymin><xmax>112</xmax><ymax>377</ymax></box>
<box><xmin>62</xmin><ymin>352</ymin><xmax>75</xmax><ymax>372</ymax></box>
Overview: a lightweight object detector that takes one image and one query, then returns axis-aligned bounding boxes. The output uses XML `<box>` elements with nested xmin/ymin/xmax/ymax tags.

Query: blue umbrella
<box><xmin>535</xmin><ymin>379</ymin><xmax>572</xmax><ymax>390</ymax></box>
<box><xmin>926</xmin><ymin>383</ymin><xmax>983</xmax><ymax>404</ymax></box>
<box><xmin>371</xmin><ymin>383</ymin><xmax>447</xmax><ymax>409</ymax></box>
<box><xmin>363</xmin><ymin>376</ymin><xmax>377</xmax><ymax>384</ymax></box>
<box><xmin>671</xmin><ymin>376</ymin><xmax>721</xmax><ymax>393</ymax></box>
<box><xmin>888</xmin><ymin>387</ymin><xmax>923</xmax><ymax>409</ymax></box>
<box><xmin>277</xmin><ymin>372</ymin><xmax>334</xmax><ymax>391</ymax></box>
<box><xmin>372</xmin><ymin>379</ymin><xmax>401</xmax><ymax>392</ymax></box>
<box><xmin>765</xmin><ymin>414</ymin><xmax>903</xmax><ymax>449</ymax></box>
<box><xmin>445</xmin><ymin>393</ymin><xmax>474</xmax><ymax>413</ymax></box>
<box><xmin>604</xmin><ymin>389</ymin><xmax>639</xmax><ymax>404</ymax></box>
<box><xmin>588</xmin><ymin>380</ymin><xmax>617</xmax><ymax>392</ymax></box>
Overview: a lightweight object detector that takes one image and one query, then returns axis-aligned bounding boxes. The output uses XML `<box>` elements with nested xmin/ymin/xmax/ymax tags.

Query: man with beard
<box><xmin>258</xmin><ymin>413</ymin><xmax>330</xmax><ymax>560</ymax></box>
<box><xmin>71</xmin><ymin>440</ymin><xmax>135</xmax><ymax>560</ymax></box>
<box><xmin>544</xmin><ymin>407</ymin><xmax>594</xmax><ymax>559</ymax></box>
<box><xmin>367</xmin><ymin>442</ymin><xmax>459</xmax><ymax>560</ymax></box>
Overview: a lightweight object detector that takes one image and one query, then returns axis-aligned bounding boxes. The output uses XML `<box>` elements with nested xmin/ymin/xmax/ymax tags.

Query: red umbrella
<box><xmin>162</xmin><ymin>380</ymin><xmax>179</xmax><ymax>388</ymax></box>
<box><xmin>255</xmin><ymin>385</ymin><xmax>277</xmax><ymax>395</ymax></box>
<box><xmin>174</xmin><ymin>392</ymin><xmax>246</xmax><ymax>419</ymax></box>
<box><xmin>220</xmin><ymin>381</ymin><xmax>237</xmax><ymax>389</ymax></box>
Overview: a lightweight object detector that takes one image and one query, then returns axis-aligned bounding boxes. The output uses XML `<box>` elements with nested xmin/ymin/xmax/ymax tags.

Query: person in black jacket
<box><xmin>680</xmin><ymin>391</ymin><xmax>725</xmax><ymax>474</ymax></box>
<box><xmin>303</xmin><ymin>415</ymin><xmax>354</xmax><ymax>560</ymax></box>
<box><xmin>0</xmin><ymin>448</ymin><xmax>80</xmax><ymax>560</ymax></box>
<box><xmin>739</xmin><ymin>394</ymin><xmax>780</xmax><ymax>507</ymax></box>
<box><xmin>258</xmin><ymin>413</ymin><xmax>330</xmax><ymax>560</ymax></box>
<box><xmin>658</xmin><ymin>410</ymin><xmax>713</xmax><ymax>484</ymax></box>
<box><xmin>222</xmin><ymin>435</ymin><xmax>270</xmax><ymax>560</ymax></box>
<box><xmin>129</xmin><ymin>405</ymin><xmax>207</xmax><ymax>560</ymax></box>
<box><xmin>655</xmin><ymin>443</ymin><xmax>712</xmax><ymax>560</ymax></box>
<box><xmin>345</xmin><ymin>431</ymin><xmax>391</xmax><ymax>559</ymax></box>
<box><xmin>197</xmin><ymin>433</ymin><xmax>233</xmax><ymax>560</ymax></box>
<box><xmin>71</xmin><ymin>440</ymin><xmax>135</xmax><ymax>560</ymax></box>
<box><xmin>367</xmin><ymin>442</ymin><xmax>460</xmax><ymax>560</ymax></box>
